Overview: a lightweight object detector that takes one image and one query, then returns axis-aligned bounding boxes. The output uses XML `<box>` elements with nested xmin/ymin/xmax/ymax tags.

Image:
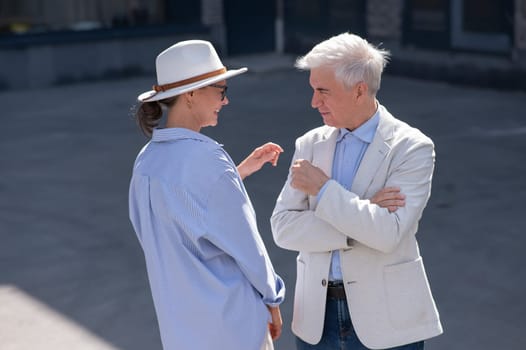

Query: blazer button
<box><xmin>322</xmin><ymin>279</ymin><xmax>327</xmax><ymax>287</ymax></box>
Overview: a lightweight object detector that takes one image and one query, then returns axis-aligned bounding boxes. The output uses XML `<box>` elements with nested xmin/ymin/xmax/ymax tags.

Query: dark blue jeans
<box><xmin>296</xmin><ymin>298</ymin><xmax>424</xmax><ymax>350</ymax></box>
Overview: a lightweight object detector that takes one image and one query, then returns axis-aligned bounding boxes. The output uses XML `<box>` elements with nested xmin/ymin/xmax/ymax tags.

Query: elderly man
<box><xmin>271</xmin><ymin>33</ymin><xmax>442</xmax><ymax>350</ymax></box>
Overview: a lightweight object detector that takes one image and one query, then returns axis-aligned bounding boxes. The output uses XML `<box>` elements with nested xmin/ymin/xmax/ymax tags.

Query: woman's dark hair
<box><xmin>135</xmin><ymin>96</ymin><xmax>178</xmax><ymax>137</ymax></box>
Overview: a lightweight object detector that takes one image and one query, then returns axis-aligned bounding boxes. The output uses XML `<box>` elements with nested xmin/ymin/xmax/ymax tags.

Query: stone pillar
<box><xmin>513</xmin><ymin>0</ymin><xmax>526</xmax><ymax>65</ymax></box>
<box><xmin>275</xmin><ymin>0</ymin><xmax>284</xmax><ymax>53</ymax></box>
<box><xmin>516</xmin><ymin>0</ymin><xmax>526</xmax><ymax>49</ymax></box>
<box><xmin>201</xmin><ymin>0</ymin><xmax>227</xmax><ymax>54</ymax></box>
<box><xmin>366</xmin><ymin>0</ymin><xmax>403</xmax><ymax>45</ymax></box>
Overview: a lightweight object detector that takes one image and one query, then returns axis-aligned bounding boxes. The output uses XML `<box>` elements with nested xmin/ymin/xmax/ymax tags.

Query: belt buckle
<box><xmin>327</xmin><ymin>281</ymin><xmax>346</xmax><ymax>300</ymax></box>
<box><xmin>328</xmin><ymin>280</ymin><xmax>343</xmax><ymax>288</ymax></box>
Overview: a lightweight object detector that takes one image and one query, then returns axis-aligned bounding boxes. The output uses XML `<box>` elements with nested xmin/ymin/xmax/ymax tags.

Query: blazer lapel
<box><xmin>309</xmin><ymin>127</ymin><xmax>338</xmax><ymax>208</ymax></box>
<box><xmin>312</xmin><ymin>127</ymin><xmax>339</xmax><ymax>178</ymax></box>
<box><xmin>351</xmin><ymin>108</ymin><xmax>394</xmax><ymax>197</ymax></box>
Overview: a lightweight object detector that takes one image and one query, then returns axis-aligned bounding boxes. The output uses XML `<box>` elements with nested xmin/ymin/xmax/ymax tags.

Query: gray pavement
<box><xmin>1</xmin><ymin>56</ymin><xmax>526</xmax><ymax>349</ymax></box>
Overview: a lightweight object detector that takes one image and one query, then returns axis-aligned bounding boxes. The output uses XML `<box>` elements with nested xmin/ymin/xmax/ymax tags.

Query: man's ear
<box><xmin>356</xmin><ymin>81</ymin><xmax>368</xmax><ymax>99</ymax></box>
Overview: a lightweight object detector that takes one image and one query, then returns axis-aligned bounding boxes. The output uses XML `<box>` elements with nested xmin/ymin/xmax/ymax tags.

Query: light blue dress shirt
<box><xmin>319</xmin><ymin>111</ymin><xmax>380</xmax><ymax>281</ymax></box>
<box><xmin>129</xmin><ymin>128</ymin><xmax>285</xmax><ymax>350</ymax></box>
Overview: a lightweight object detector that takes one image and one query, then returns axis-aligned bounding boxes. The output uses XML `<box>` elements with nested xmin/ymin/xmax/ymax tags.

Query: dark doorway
<box><xmin>284</xmin><ymin>0</ymin><xmax>366</xmax><ymax>54</ymax></box>
<box><xmin>165</xmin><ymin>1</ymin><xmax>201</xmax><ymax>25</ymax></box>
<box><xmin>403</xmin><ymin>0</ymin><xmax>514</xmax><ymax>53</ymax></box>
<box><xmin>223</xmin><ymin>0</ymin><xmax>276</xmax><ymax>55</ymax></box>
<box><xmin>451</xmin><ymin>0</ymin><xmax>513</xmax><ymax>53</ymax></box>
<box><xmin>403</xmin><ymin>0</ymin><xmax>450</xmax><ymax>49</ymax></box>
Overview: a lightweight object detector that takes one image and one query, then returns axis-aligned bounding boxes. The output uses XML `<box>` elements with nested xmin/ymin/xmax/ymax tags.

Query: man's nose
<box><xmin>311</xmin><ymin>92</ymin><xmax>321</xmax><ymax>108</ymax></box>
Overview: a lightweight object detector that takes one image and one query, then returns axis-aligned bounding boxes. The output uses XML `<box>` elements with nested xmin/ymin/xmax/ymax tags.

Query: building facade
<box><xmin>1</xmin><ymin>0</ymin><xmax>525</xmax><ymax>89</ymax></box>
<box><xmin>287</xmin><ymin>0</ymin><xmax>523</xmax><ymax>57</ymax></box>
<box><xmin>0</xmin><ymin>0</ymin><xmax>206</xmax><ymax>89</ymax></box>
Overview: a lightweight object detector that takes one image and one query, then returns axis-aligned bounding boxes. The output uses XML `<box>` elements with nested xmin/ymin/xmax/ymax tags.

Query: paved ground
<box><xmin>1</xmin><ymin>55</ymin><xmax>526</xmax><ymax>349</ymax></box>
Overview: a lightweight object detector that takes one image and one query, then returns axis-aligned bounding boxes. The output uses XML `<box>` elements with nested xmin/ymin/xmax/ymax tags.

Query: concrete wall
<box><xmin>0</xmin><ymin>31</ymin><xmax>211</xmax><ymax>90</ymax></box>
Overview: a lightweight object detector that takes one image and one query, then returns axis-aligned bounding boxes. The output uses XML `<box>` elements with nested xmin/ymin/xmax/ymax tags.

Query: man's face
<box><xmin>309</xmin><ymin>67</ymin><xmax>358</xmax><ymax>129</ymax></box>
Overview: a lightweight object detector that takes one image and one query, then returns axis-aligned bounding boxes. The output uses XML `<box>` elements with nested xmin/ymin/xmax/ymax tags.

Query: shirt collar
<box><xmin>337</xmin><ymin>108</ymin><xmax>380</xmax><ymax>144</ymax></box>
<box><xmin>151</xmin><ymin>127</ymin><xmax>219</xmax><ymax>145</ymax></box>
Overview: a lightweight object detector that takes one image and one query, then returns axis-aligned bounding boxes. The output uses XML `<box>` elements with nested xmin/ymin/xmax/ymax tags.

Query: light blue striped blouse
<box><xmin>129</xmin><ymin>128</ymin><xmax>285</xmax><ymax>350</ymax></box>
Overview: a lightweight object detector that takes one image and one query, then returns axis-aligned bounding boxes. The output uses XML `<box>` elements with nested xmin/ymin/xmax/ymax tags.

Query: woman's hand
<box><xmin>267</xmin><ymin>305</ymin><xmax>283</xmax><ymax>340</ymax></box>
<box><xmin>237</xmin><ymin>142</ymin><xmax>284</xmax><ymax>180</ymax></box>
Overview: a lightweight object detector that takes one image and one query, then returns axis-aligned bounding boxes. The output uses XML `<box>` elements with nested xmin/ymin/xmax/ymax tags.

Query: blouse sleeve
<box><xmin>203</xmin><ymin>168</ymin><xmax>285</xmax><ymax>306</ymax></box>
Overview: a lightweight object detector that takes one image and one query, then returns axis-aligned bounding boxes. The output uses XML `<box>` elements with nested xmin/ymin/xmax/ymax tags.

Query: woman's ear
<box><xmin>184</xmin><ymin>91</ymin><xmax>194</xmax><ymax>109</ymax></box>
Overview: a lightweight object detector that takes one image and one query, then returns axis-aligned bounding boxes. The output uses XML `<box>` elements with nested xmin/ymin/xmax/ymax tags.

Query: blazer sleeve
<box><xmin>271</xmin><ymin>138</ymin><xmax>350</xmax><ymax>252</ymax></box>
<box><xmin>314</xmin><ymin>135</ymin><xmax>435</xmax><ymax>253</ymax></box>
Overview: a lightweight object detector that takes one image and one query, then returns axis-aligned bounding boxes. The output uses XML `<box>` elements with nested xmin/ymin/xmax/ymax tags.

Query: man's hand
<box><xmin>370</xmin><ymin>187</ymin><xmax>406</xmax><ymax>212</ymax></box>
<box><xmin>290</xmin><ymin>159</ymin><xmax>330</xmax><ymax>196</ymax></box>
<box><xmin>290</xmin><ymin>159</ymin><xmax>405</xmax><ymax>212</ymax></box>
<box><xmin>237</xmin><ymin>142</ymin><xmax>284</xmax><ymax>180</ymax></box>
<box><xmin>267</xmin><ymin>305</ymin><xmax>283</xmax><ymax>340</ymax></box>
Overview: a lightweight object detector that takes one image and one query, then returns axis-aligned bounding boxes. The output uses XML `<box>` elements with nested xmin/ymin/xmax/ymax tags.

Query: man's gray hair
<box><xmin>295</xmin><ymin>33</ymin><xmax>390</xmax><ymax>96</ymax></box>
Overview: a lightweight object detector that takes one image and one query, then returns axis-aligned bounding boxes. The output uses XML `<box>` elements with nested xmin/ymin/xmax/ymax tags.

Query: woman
<box><xmin>129</xmin><ymin>40</ymin><xmax>285</xmax><ymax>350</ymax></box>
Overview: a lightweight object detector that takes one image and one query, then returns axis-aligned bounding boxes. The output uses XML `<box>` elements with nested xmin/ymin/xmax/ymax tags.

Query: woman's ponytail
<box><xmin>135</xmin><ymin>96</ymin><xmax>178</xmax><ymax>137</ymax></box>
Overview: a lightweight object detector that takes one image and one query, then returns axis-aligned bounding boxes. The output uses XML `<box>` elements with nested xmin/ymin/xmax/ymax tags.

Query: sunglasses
<box><xmin>209</xmin><ymin>83</ymin><xmax>228</xmax><ymax>101</ymax></box>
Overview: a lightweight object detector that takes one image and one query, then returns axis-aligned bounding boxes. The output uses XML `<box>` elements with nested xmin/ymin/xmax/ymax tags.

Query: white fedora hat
<box><xmin>138</xmin><ymin>40</ymin><xmax>247</xmax><ymax>102</ymax></box>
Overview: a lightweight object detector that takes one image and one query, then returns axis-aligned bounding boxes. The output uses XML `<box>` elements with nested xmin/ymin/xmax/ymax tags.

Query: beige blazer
<box><xmin>271</xmin><ymin>105</ymin><xmax>443</xmax><ymax>348</ymax></box>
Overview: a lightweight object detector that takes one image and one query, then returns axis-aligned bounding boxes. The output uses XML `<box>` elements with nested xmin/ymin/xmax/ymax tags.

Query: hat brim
<box><xmin>137</xmin><ymin>67</ymin><xmax>248</xmax><ymax>102</ymax></box>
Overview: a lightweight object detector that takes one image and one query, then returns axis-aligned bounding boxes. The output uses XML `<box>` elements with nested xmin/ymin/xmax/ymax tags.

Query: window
<box><xmin>0</xmin><ymin>0</ymin><xmax>167</xmax><ymax>36</ymax></box>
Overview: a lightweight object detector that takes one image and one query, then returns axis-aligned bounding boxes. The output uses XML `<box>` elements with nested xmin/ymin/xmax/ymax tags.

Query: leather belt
<box><xmin>327</xmin><ymin>281</ymin><xmax>346</xmax><ymax>300</ymax></box>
